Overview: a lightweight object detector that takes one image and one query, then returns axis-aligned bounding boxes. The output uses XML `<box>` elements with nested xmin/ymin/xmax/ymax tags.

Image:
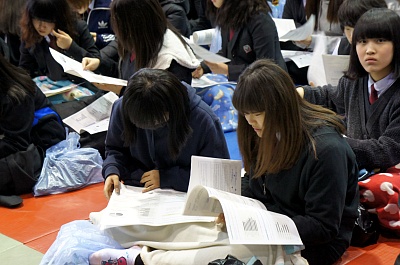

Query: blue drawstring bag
<box><xmin>33</xmin><ymin>131</ymin><xmax>104</xmax><ymax>196</ymax></box>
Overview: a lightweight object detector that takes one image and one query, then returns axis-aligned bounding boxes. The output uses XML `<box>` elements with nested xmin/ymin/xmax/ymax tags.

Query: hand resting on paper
<box><xmin>140</xmin><ymin>170</ymin><xmax>160</xmax><ymax>193</ymax></box>
<box><xmin>81</xmin><ymin>57</ymin><xmax>124</xmax><ymax>94</ymax></box>
<box><xmin>104</xmin><ymin>174</ymin><xmax>121</xmax><ymax>200</ymax></box>
<box><xmin>215</xmin><ymin>213</ymin><xmax>226</xmax><ymax>231</ymax></box>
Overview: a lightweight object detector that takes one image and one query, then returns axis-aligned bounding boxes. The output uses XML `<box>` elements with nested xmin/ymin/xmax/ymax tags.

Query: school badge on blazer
<box><xmin>243</xmin><ymin>45</ymin><xmax>252</xmax><ymax>53</ymax></box>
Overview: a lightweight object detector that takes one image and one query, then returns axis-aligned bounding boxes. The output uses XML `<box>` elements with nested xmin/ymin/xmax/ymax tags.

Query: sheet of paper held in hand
<box><xmin>281</xmin><ymin>50</ymin><xmax>313</xmax><ymax>68</ymax></box>
<box><xmin>62</xmin><ymin>91</ymin><xmax>119</xmax><ymax>134</ymax></box>
<box><xmin>183</xmin><ymin>185</ymin><xmax>303</xmax><ymax>245</ymax></box>
<box><xmin>187</xmin><ymin>156</ymin><xmax>242</xmax><ymax>194</ymax></box>
<box><xmin>273</xmin><ymin>15</ymin><xmax>315</xmax><ymax>42</ymax></box>
<box><xmin>322</xmin><ymin>54</ymin><xmax>350</xmax><ymax>86</ymax></box>
<box><xmin>99</xmin><ymin>184</ymin><xmax>215</xmax><ymax>229</ymax></box>
<box><xmin>187</xmin><ymin>39</ymin><xmax>231</xmax><ymax>63</ymax></box>
<box><xmin>49</xmin><ymin>48</ymin><xmax>128</xmax><ymax>86</ymax></box>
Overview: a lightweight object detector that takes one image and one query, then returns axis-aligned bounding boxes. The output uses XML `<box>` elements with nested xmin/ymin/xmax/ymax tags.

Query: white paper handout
<box><xmin>274</xmin><ymin>15</ymin><xmax>315</xmax><ymax>42</ymax></box>
<box><xmin>99</xmin><ymin>184</ymin><xmax>215</xmax><ymax>229</ymax></box>
<box><xmin>188</xmin><ymin>156</ymin><xmax>242</xmax><ymax>195</ymax></box>
<box><xmin>186</xmin><ymin>38</ymin><xmax>230</xmax><ymax>63</ymax></box>
<box><xmin>191</xmin><ymin>74</ymin><xmax>236</xmax><ymax>88</ymax></box>
<box><xmin>281</xmin><ymin>50</ymin><xmax>313</xmax><ymax>68</ymax></box>
<box><xmin>49</xmin><ymin>48</ymin><xmax>128</xmax><ymax>86</ymax></box>
<box><xmin>322</xmin><ymin>54</ymin><xmax>349</xmax><ymax>86</ymax></box>
<box><xmin>183</xmin><ymin>185</ymin><xmax>303</xmax><ymax>245</ymax></box>
<box><xmin>62</xmin><ymin>91</ymin><xmax>119</xmax><ymax>134</ymax></box>
<box><xmin>307</xmin><ymin>33</ymin><xmax>328</xmax><ymax>86</ymax></box>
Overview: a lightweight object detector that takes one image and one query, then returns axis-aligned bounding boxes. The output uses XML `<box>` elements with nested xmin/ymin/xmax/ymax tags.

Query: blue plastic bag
<box><xmin>39</xmin><ymin>220</ymin><xmax>124</xmax><ymax>265</ymax></box>
<box><xmin>33</xmin><ymin>132</ymin><xmax>104</xmax><ymax>196</ymax></box>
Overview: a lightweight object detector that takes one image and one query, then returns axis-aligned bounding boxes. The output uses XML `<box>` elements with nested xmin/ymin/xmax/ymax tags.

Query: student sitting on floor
<box><xmin>83</xmin><ymin>0</ymin><xmax>199</xmax><ymax>95</ymax></box>
<box><xmin>297</xmin><ymin>8</ymin><xmax>400</xmax><ymax>237</ymax></box>
<box><xmin>102</xmin><ymin>68</ymin><xmax>230</xmax><ymax>199</ymax></box>
<box><xmin>232</xmin><ymin>59</ymin><xmax>359</xmax><ymax>265</ymax></box>
<box><xmin>19</xmin><ymin>0</ymin><xmax>101</xmax><ymax>103</ymax></box>
<box><xmin>0</xmin><ymin>53</ymin><xmax>65</xmax><ymax>207</ymax></box>
<box><xmin>333</xmin><ymin>0</ymin><xmax>387</xmax><ymax>55</ymax></box>
<box><xmin>191</xmin><ymin>0</ymin><xmax>287</xmax><ymax>82</ymax></box>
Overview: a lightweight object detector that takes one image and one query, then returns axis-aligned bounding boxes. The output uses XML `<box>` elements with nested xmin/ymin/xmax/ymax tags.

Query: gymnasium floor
<box><xmin>1</xmin><ymin>131</ymin><xmax>399</xmax><ymax>264</ymax></box>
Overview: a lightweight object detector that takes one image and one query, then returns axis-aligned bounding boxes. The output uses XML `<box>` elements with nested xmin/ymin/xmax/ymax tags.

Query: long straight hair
<box><xmin>206</xmin><ymin>0</ymin><xmax>271</xmax><ymax>30</ymax></box>
<box><xmin>232</xmin><ymin>59</ymin><xmax>345</xmax><ymax>177</ymax></box>
<box><xmin>110</xmin><ymin>0</ymin><xmax>187</xmax><ymax>69</ymax></box>
<box><xmin>122</xmin><ymin>69</ymin><xmax>193</xmax><ymax>160</ymax></box>
<box><xmin>0</xmin><ymin>0</ymin><xmax>26</xmax><ymax>35</ymax></box>
<box><xmin>305</xmin><ymin>0</ymin><xmax>344</xmax><ymax>28</ymax></box>
<box><xmin>346</xmin><ymin>8</ymin><xmax>400</xmax><ymax>80</ymax></box>
<box><xmin>0</xmin><ymin>54</ymin><xmax>36</xmax><ymax>118</ymax></box>
<box><xmin>20</xmin><ymin>0</ymin><xmax>77</xmax><ymax>48</ymax></box>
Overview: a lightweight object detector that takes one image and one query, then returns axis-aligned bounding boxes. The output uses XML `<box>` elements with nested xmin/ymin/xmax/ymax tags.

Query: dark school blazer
<box><xmin>203</xmin><ymin>12</ymin><xmax>287</xmax><ymax>81</ymax></box>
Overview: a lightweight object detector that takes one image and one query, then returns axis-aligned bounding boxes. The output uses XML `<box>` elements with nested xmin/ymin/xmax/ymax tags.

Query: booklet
<box><xmin>188</xmin><ymin>156</ymin><xmax>242</xmax><ymax>195</ymax></box>
<box><xmin>49</xmin><ymin>48</ymin><xmax>128</xmax><ymax>86</ymax></box>
<box><xmin>62</xmin><ymin>91</ymin><xmax>119</xmax><ymax>134</ymax></box>
<box><xmin>98</xmin><ymin>184</ymin><xmax>215</xmax><ymax>229</ymax></box>
<box><xmin>183</xmin><ymin>185</ymin><xmax>303</xmax><ymax>245</ymax></box>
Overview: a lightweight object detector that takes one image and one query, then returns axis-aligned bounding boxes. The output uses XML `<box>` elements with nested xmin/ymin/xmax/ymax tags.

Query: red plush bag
<box><xmin>359</xmin><ymin>163</ymin><xmax>400</xmax><ymax>237</ymax></box>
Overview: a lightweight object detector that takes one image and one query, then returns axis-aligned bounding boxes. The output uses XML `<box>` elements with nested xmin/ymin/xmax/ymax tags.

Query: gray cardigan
<box><xmin>303</xmin><ymin>76</ymin><xmax>400</xmax><ymax>170</ymax></box>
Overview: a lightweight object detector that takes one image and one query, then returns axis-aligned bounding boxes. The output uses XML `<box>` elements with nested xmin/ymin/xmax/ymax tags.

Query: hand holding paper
<box><xmin>204</xmin><ymin>61</ymin><xmax>228</xmax><ymax>75</ymax></box>
<box><xmin>273</xmin><ymin>15</ymin><xmax>315</xmax><ymax>42</ymax></box>
<box><xmin>49</xmin><ymin>48</ymin><xmax>127</xmax><ymax>87</ymax></box>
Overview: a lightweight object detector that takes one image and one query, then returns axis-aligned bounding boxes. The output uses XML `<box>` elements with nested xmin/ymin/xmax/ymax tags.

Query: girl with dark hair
<box><xmin>334</xmin><ymin>0</ymin><xmax>387</xmax><ymax>55</ymax></box>
<box><xmin>102</xmin><ymin>68</ymin><xmax>229</xmax><ymax>198</ymax></box>
<box><xmin>84</xmin><ymin>0</ymin><xmax>199</xmax><ymax>95</ymax></box>
<box><xmin>298</xmin><ymin>6</ymin><xmax>400</xmax><ymax>240</ymax></box>
<box><xmin>298</xmin><ymin>8</ymin><xmax>400</xmax><ymax>172</ymax></box>
<box><xmin>0</xmin><ymin>53</ymin><xmax>65</xmax><ymax>206</ymax></box>
<box><xmin>291</xmin><ymin>0</ymin><xmax>345</xmax><ymax>53</ymax></box>
<box><xmin>191</xmin><ymin>0</ymin><xmax>286</xmax><ymax>81</ymax></box>
<box><xmin>0</xmin><ymin>0</ymin><xmax>27</xmax><ymax>66</ymax></box>
<box><xmin>19</xmin><ymin>0</ymin><xmax>100</xmax><ymax>99</ymax></box>
<box><xmin>234</xmin><ymin>59</ymin><xmax>358</xmax><ymax>265</ymax></box>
